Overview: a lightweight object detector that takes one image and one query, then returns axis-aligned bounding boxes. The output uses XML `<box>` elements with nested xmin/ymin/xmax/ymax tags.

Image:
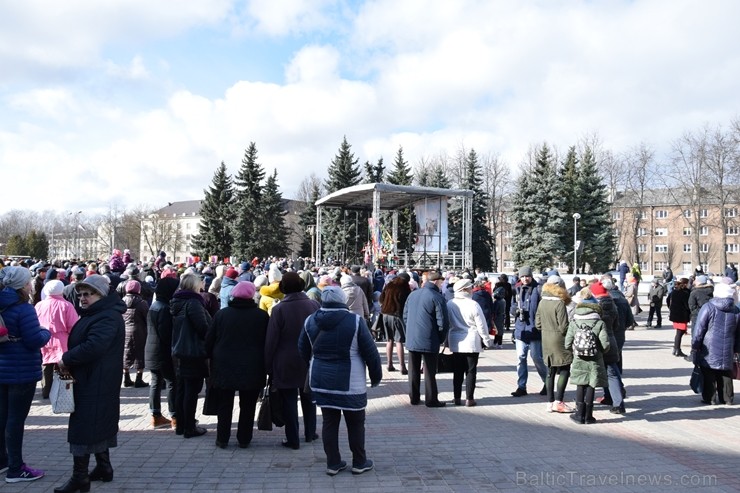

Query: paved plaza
<box><xmin>18</xmin><ymin>315</ymin><xmax>740</xmax><ymax>492</ymax></box>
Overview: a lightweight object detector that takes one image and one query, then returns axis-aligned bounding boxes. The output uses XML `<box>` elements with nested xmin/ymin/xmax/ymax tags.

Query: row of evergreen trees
<box><xmin>511</xmin><ymin>143</ymin><xmax>614</xmax><ymax>273</ymax></box>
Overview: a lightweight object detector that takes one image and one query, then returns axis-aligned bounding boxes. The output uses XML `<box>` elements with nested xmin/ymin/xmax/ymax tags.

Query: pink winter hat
<box><xmin>126</xmin><ymin>280</ymin><xmax>141</xmax><ymax>294</ymax></box>
<box><xmin>231</xmin><ymin>281</ymin><xmax>256</xmax><ymax>300</ymax></box>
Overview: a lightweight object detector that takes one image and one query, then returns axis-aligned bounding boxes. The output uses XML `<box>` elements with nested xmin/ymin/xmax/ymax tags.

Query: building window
<box><xmin>682</xmin><ymin>262</ymin><xmax>692</xmax><ymax>273</ymax></box>
<box><xmin>654</xmin><ymin>261</ymin><xmax>667</xmax><ymax>271</ymax></box>
<box><xmin>727</xmin><ymin>227</ymin><xmax>738</xmax><ymax>236</ymax></box>
<box><xmin>637</xmin><ymin>244</ymin><xmax>647</xmax><ymax>253</ymax></box>
<box><xmin>683</xmin><ymin>209</ymin><xmax>692</xmax><ymax>218</ymax></box>
<box><xmin>639</xmin><ymin>261</ymin><xmax>648</xmax><ymax>271</ymax></box>
<box><xmin>655</xmin><ymin>210</ymin><xmax>668</xmax><ymax>219</ymax></box>
<box><xmin>638</xmin><ymin>211</ymin><xmax>647</xmax><ymax>220</ymax></box>
<box><xmin>186</xmin><ymin>223</ymin><xmax>191</xmax><ymax>230</ymax></box>
<box><xmin>637</xmin><ymin>228</ymin><xmax>647</xmax><ymax>236</ymax></box>
<box><xmin>655</xmin><ymin>244</ymin><xmax>668</xmax><ymax>253</ymax></box>
<box><xmin>504</xmin><ymin>215</ymin><xmax>511</xmax><ymax>224</ymax></box>
<box><xmin>725</xmin><ymin>208</ymin><xmax>737</xmax><ymax>218</ymax></box>
<box><xmin>700</xmin><ymin>244</ymin><xmax>709</xmax><ymax>253</ymax></box>
<box><xmin>503</xmin><ymin>260</ymin><xmax>514</xmax><ymax>268</ymax></box>
<box><xmin>503</xmin><ymin>244</ymin><xmax>512</xmax><ymax>252</ymax></box>
<box><xmin>186</xmin><ymin>234</ymin><xmax>191</xmax><ymax>240</ymax></box>
<box><xmin>700</xmin><ymin>226</ymin><xmax>709</xmax><ymax>236</ymax></box>
<box><xmin>700</xmin><ymin>209</ymin><xmax>708</xmax><ymax>218</ymax></box>
<box><xmin>613</xmin><ymin>228</ymin><xmax>620</xmax><ymax>237</ymax></box>
<box><xmin>654</xmin><ymin>228</ymin><xmax>668</xmax><ymax>237</ymax></box>
<box><xmin>726</xmin><ymin>244</ymin><xmax>739</xmax><ymax>254</ymax></box>
<box><xmin>613</xmin><ymin>211</ymin><xmax>622</xmax><ymax>220</ymax></box>
<box><xmin>682</xmin><ymin>227</ymin><xmax>692</xmax><ymax>236</ymax></box>
<box><xmin>683</xmin><ymin>244</ymin><xmax>692</xmax><ymax>252</ymax></box>
<box><xmin>504</xmin><ymin>230</ymin><xmax>512</xmax><ymax>238</ymax></box>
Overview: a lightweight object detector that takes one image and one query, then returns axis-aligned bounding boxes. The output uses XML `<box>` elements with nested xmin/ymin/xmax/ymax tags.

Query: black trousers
<box><xmin>175</xmin><ymin>375</ymin><xmax>203</xmax><ymax>433</ymax></box>
<box><xmin>452</xmin><ymin>353</ymin><xmax>479</xmax><ymax>400</ymax></box>
<box><xmin>546</xmin><ymin>364</ymin><xmax>571</xmax><ymax>402</ymax></box>
<box><xmin>701</xmin><ymin>367</ymin><xmax>734</xmax><ymax>404</ymax></box>
<box><xmin>215</xmin><ymin>388</ymin><xmax>261</xmax><ymax>445</ymax></box>
<box><xmin>278</xmin><ymin>388</ymin><xmax>316</xmax><ymax>446</ymax></box>
<box><xmin>647</xmin><ymin>304</ymin><xmax>662</xmax><ymax>326</ymax></box>
<box><xmin>321</xmin><ymin>407</ymin><xmax>366</xmax><ymax>468</ymax></box>
<box><xmin>408</xmin><ymin>351</ymin><xmax>440</xmax><ymax>405</ymax></box>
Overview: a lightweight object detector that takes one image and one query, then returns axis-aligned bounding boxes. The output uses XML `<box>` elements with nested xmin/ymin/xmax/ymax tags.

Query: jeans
<box><xmin>278</xmin><ymin>388</ymin><xmax>316</xmax><ymax>446</ymax></box>
<box><xmin>149</xmin><ymin>370</ymin><xmax>176</xmax><ymax>417</ymax></box>
<box><xmin>215</xmin><ymin>388</ymin><xmax>261</xmax><ymax>445</ymax></box>
<box><xmin>452</xmin><ymin>353</ymin><xmax>479</xmax><ymax>401</ymax></box>
<box><xmin>604</xmin><ymin>362</ymin><xmax>624</xmax><ymax>407</ymax></box>
<box><xmin>408</xmin><ymin>351</ymin><xmax>441</xmax><ymax>405</ymax></box>
<box><xmin>514</xmin><ymin>339</ymin><xmax>547</xmax><ymax>389</ymax></box>
<box><xmin>321</xmin><ymin>408</ymin><xmax>366</xmax><ymax>467</ymax></box>
<box><xmin>0</xmin><ymin>382</ymin><xmax>37</xmax><ymax>472</ymax></box>
<box><xmin>175</xmin><ymin>375</ymin><xmax>203</xmax><ymax>432</ymax></box>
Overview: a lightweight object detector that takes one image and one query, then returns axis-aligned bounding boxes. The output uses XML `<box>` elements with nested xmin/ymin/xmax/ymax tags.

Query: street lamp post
<box><xmin>573</xmin><ymin>213</ymin><xmax>581</xmax><ymax>274</ymax></box>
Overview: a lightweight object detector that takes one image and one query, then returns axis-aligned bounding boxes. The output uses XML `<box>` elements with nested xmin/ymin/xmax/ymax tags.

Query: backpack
<box><xmin>572</xmin><ymin>323</ymin><xmax>598</xmax><ymax>357</ymax></box>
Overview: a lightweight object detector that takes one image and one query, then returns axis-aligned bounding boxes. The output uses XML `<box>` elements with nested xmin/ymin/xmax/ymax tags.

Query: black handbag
<box><xmin>438</xmin><ymin>346</ymin><xmax>455</xmax><ymax>374</ymax></box>
<box><xmin>257</xmin><ymin>383</ymin><xmax>273</xmax><ymax>431</ymax></box>
<box><xmin>690</xmin><ymin>365</ymin><xmax>703</xmax><ymax>394</ymax></box>
<box><xmin>202</xmin><ymin>379</ymin><xmax>219</xmax><ymax>416</ymax></box>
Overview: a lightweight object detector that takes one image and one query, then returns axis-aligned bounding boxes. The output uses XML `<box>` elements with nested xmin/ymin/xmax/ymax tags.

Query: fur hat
<box><xmin>269</xmin><ymin>264</ymin><xmax>283</xmax><ymax>283</ymax></box>
<box><xmin>231</xmin><ymin>281</ymin><xmax>256</xmax><ymax>300</ymax></box>
<box><xmin>76</xmin><ymin>274</ymin><xmax>110</xmax><ymax>297</ymax></box>
<box><xmin>279</xmin><ymin>272</ymin><xmax>305</xmax><ymax>294</ymax></box>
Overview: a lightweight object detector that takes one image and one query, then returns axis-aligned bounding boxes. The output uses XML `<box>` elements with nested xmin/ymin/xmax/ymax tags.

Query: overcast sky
<box><xmin>2</xmin><ymin>0</ymin><xmax>739</xmax><ymax>215</ymax></box>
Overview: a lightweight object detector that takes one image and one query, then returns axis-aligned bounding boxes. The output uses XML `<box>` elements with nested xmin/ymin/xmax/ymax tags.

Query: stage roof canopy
<box><xmin>315</xmin><ymin>183</ymin><xmax>473</xmax><ymax>211</ymax></box>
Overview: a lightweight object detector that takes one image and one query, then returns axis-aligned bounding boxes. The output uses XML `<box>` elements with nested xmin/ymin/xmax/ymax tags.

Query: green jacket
<box><xmin>565</xmin><ymin>303</ymin><xmax>610</xmax><ymax>388</ymax></box>
<box><xmin>535</xmin><ymin>284</ymin><xmax>573</xmax><ymax>367</ymax></box>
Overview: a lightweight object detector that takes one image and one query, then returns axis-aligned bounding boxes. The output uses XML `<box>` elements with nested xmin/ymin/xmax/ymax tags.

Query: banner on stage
<box><xmin>413</xmin><ymin>198</ymin><xmax>448</xmax><ymax>253</ymax></box>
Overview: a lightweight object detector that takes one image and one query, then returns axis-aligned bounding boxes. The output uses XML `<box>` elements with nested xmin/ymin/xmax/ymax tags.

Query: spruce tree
<box><xmin>232</xmin><ymin>143</ymin><xmax>265</xmax><ymax>262</ymax></box>
<box><xmin>364</xmin><ymin>158</ymin><xmax>385</xmax><ymax>183</ymax></box>
<box><xmin>576</xmin><ymin>146</ymin><xmax>615</xmax><ymax>273</ymax></box>
<box><xmin>511</xmin><ymin>143</ymin><xmax>568</xmax><ymax>271</ymax></box>
<box><xmin>192</xmin><ymin>161</ymin><xmax>235</xmax><ymax>259</ymax></box>
<box><xmin>558</xmin><ymin>147</ymin><xmax>580</xmax><ymax>273</ymax></box>
<box><xmin>323</xmin><ymin>137</ymin><xmax>362</xmax><ymax>262</ymax></box>
<box><xmin>261</xmin><ymin>169</ymin><xmax>289</xmax><ymax>257</ymax></box>
<box><xmin>387</xmin><ymin>146</ymin><xmax>415</xmax><ymax>252</ymax></box>
<box><xmin>461</xmin><ymin>149</ymin><xmax>493</xmax><ymax>270</ymax></box>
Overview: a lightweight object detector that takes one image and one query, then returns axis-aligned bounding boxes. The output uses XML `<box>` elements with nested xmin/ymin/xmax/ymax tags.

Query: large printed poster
<box><xmin>413</xmin><ymin>198</ymin><xmax>448</xmax><ymax>253</ymax></box>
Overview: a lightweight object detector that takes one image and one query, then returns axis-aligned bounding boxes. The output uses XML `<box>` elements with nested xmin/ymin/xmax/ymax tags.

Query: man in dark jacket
<box><xmin>145</xmin><ymin>277</ymin><xmax>180</xmax><ymax>429</ymax></box>
<box><xmin>403</xmin><ymin>271</ymin><xmax>449</xmax><ymax>407</ymax></box>
<box><xmin>689</xmin><ymin>275</ymin><xmax>714</xmax><ymax>328</ymax></box>
<box><xmin>567</xmin><ymin>276</ymin><xmax>581</xmax><ymax>297</ymax></box>
<box><xmin>510</xmin><ymin>266</ymin><xmax>547</xmax><ymax>397</ymax></box>
<box><xmin>646</xmin><ymin>279</ymin><xmax>667</xmax><ymax>328</ymax></box>
<box><xmin>591</xmin><ymin>281</ymin><xmax>626</xmax><ymax>414</ymax></box>
<box><xmin>604</xmin><ymin>277</ymin><xmax>635</xmax><ymax>372</ymax></box>
<box><xmin>350</xmin><ymin>265</ymin><xmax>373</xmax><ymax>309</ymax></box>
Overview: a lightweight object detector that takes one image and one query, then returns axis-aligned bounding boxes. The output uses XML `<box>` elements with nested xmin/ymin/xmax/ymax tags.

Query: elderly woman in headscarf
<box><xmin>299</xmin><ymin>270</ymin><xmax>321</xmax><ymax>303</ymax></box>
<box><xmin>691</xmin><ymin>280</ymin><xmax>740</xmax><ymax>405</ymax></box>
<box><xmin>206</xmin><ymin>281</ymin><xmax>268</xmax><ymax>449</ymax></box>
<box><xmin>265</xmin><ymin>273</ymin><xmax>320</xmax><ymax>449</ymax></box>
<box><xmin>0</xmin><ymin>267</ymin><xmax>51</xmax><ymax>483</ymax></box>
<box><xmin>34</xmin><ymin>280</ymin><xmax>78</xmax><ymax>399</ymax></box>
<box><xmin>56</xmin><ymin>274</ymin><xmax>125</xmax><ymax>491</ymax></box>
<box><xmin>446</xmin><ymin>278</ymin><xmax>493</xmax><ymax>407</ymax></box>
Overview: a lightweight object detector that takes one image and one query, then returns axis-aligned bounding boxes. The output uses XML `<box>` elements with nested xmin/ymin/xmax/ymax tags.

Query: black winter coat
<box><xmin>206</xmin><ymin>298</ymin><xmax>269</xmax><ymax>390</ymax></box>
<box><xmin>171</xmin><ymin>290</ymin><xmax>211</xmax><ymax>378</ymax></box>
<box><xmin>689</xmin><ymin>286</ymin><xmax>714</xmax><ymax>326</ymax></box>
<box><xmin>596</xmin><ymin>295</ymin><xmax>620</xmax><ymax>364</ymax></box>
<box><xmin>472</xmin><ymin>288</ymin><xmax>494</xmax><ymax>326</ymax></box>
<box><xmin>667</xmin><ymin>288</ymin><xmax>691</xmax><ymax>323</ymax></box>
<box><xmin>62</xmin><ymin>293</ymin><xmax>125</xmax><ymax>446</ymax></box>
<box><xmin>145</xmin><ymin>298</ymin><xmax>175</xmax><ymax>379</ymax></box>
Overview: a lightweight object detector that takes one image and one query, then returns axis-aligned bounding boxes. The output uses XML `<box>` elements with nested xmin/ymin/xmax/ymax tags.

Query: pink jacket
<box><xmin>34</xmin><ymin>295</ymin><xmax>79</xmax><ymax>364</ymax></box>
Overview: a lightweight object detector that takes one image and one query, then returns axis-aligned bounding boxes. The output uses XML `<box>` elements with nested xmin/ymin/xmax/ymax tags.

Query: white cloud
<box><xmin>242</xmin><ymin>0</ymin><xmax>338</xmax><ymax>36</ymax></box>
<box><xmin>105</xmin><ymin>56</ymin><xmax>150</xmax><ymax>80</ymax></box>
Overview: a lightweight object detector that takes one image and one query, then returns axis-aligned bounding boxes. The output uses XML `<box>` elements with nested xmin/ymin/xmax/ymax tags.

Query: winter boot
<box><xmin>89</xmin><ymin>449</ymin><xmax>113</xmax><ymax>482</ymax></box>
<box><xmin>584</xmin><ymin>404</ymin><xmax>597</xmax><ymax>424</ymax></box>
<box><xmin>134</xmin><ymin>373</ymin><xmax>149</xmax><ymax>388</ymax></box>
<box><xmin>570</xmin><ymin>402</ymin><xmax>585</xmax><ymax>424</ymax></box>
<box><xmin>123</xmin><ymin>372</ymin><xmax>134</xmax><ymax>387</ymax></box>
<box><xmin>54</xmin><ymin>455</ymin><xmax>90</xmax><ymax>493</ymax></box>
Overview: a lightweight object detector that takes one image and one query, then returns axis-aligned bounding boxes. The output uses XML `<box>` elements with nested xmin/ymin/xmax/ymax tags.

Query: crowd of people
<box><xmin>0</xmin><ymin>251</ymin><xmax>739</xmax><ymax>486</ymax></box>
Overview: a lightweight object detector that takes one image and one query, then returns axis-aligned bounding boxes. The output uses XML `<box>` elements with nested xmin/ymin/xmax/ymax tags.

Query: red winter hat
<box><xmin>225</xmin><ymin>267</ymin><xmax>238</xmax><ymax>279</ymax></box>
<box><xmin>590</xmin><ymin>281</ymin><xmax>608</xmax><ymax>298</ymax></box>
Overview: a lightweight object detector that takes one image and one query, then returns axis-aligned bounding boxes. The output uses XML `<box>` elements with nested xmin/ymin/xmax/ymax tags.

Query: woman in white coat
<box><xmin>446</xmin><ymin>278</ymin><xmax>493</xmax><ymax>407</ymax></box>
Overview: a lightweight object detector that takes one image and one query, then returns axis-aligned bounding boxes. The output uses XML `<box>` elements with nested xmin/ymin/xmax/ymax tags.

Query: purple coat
<box><xmin>264</xmin><ymin>292</ymin><xmax>320</xmax><ymax>389</ymax></box>
<box><xmin>692</xmin><ymin>297</ymin><xmax>740</xmax><ymax>370</ymax></box>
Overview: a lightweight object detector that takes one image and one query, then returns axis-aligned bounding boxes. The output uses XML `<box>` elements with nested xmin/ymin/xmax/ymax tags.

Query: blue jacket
<box><xmin>299</xmin><ymin>303</ymin><xmax>382</xmax><ymax>410</ymax></box>
<box><xmin>219</xmin><ymin>277</ymin><xmax>238</xmax><ymax>309</ymax></box>
<box><xmin>403</xmin><ymin>283</ymin><xmax>449</xmax><ymax>353</ymax></box>
<box><xmin>511</xmin><ymin>283</ymin><xmax>541</xmax><ymax>342</ymax></box>
<box><xmin>692</xmin><ymin>297</ymin><xmax>740</xmax><ymax>371</ymax></box>
<box><xmin>0</xmin><ymin>288</ymin><xmax>51</xmax><ymax>384</ymax></box>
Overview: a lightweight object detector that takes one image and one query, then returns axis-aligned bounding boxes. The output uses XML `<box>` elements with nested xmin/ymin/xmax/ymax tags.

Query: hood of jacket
<box><xmin>542</xmin><ymin>283</ymin><xmax>570</xmax><ymax>303</ymax></box>
<box><xmin>259</xmin><ymin>282</ymin><xmax>283</xmax><ymax>299</ymax></box>
<box><xmin>170</xmin><ymin>290</ymin><xmax>205</xmax><ymax>317</ymax></box>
